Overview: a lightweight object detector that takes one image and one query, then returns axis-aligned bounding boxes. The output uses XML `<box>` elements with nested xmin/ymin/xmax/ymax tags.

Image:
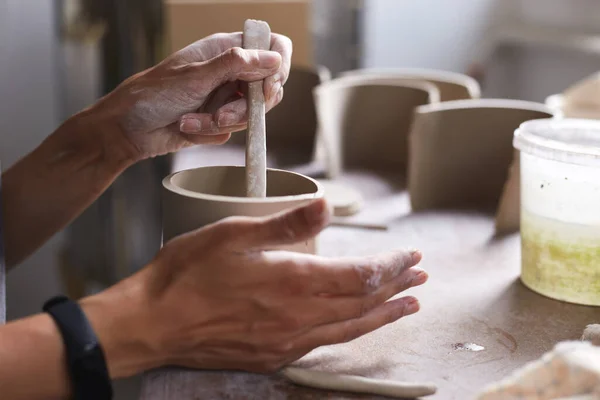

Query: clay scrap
<box><xmin>477</xmin><ymin>341</ymin><xmax>600</xmax><ymax>400</ymax></box>
<box><xmin>583</xmin><ymin>324</ymin><xmax>600</xmax><ymax>347</ymax></box>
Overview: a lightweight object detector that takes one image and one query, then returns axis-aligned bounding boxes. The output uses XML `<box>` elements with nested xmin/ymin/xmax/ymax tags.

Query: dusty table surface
<box><xmin>141</xmin><ymin>146</ymin><xmax>599</xmax><ymax>400</ymax></box>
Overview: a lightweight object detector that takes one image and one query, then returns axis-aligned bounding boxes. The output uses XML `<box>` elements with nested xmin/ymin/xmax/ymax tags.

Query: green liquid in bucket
<box><xmin>521</xmin><ymin>210</ymin><xmax>600</xmax><ymax>306</ymax></box>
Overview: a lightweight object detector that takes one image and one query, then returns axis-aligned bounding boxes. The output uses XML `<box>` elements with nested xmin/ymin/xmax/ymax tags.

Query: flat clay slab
<box><xmin>408</xmin><ymin>99</ymin><xmax>554</xmax><ymax>214</ymax></box>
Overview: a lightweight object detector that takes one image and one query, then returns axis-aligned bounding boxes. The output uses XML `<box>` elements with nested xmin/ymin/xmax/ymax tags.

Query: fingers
<box><xmin>210</xmin><ymin>86</ymin><xmax>283</xmax><ymax>130</ymax></box>
<box><xmin>178</xmin><ymin>32</ymin><xmax>290</xmax><ymax>63</ymax></box>
<box><xmin>307</xmin><ymin>250</ymin><xmax>423</xmax><ymax>296</ymax></box>
<box><xmin>179</xmin><ymin>113</ymin><xmax>247</xmax><ymax>135</ymax></box>
<box><xmin>203</xmin><ymin>81</ymin><xmax>241</xmax><ymax>115</ymax></box>
<box><xmin>264</xmin><ymin>33</ymin><xmax>292</xmax><ymax>107</ymax></box>
<box><xmin>214</xmin><ymin>98</ymin><xmax>248</xmax><ymax>128</ymax></box>
<box><xmin>178</xmin><ymin>84</ymin><xmax>284</xmax><ymax>134</ymax></box>
<box><xmin>180</xmin><ymin>132</ymin><xmax>232</xmax><ymax>145</ymax></box>
<box><xmin>202</xmin><ymin>47</ymin><xmax>281</xmax><ymax>87</ymax></box>
<box><xmin>180</xmin><ymin>113</ymin><xmax>218</xmax><ymax>134</ymax></box>
<box><xmin>219</xmin><ymin>198</ymin><xmax>331</xmax><ymax>251</ymax></box>
<box><xmin>293</xmin><ymin>296</ymin><xmax>420</xmax><ymax>352</ymax></box>
<box><xmin>308</xmin><ymin>267</ymin><xmax>428</xmax><ymax>327</ymax></box>
<box><xmin>176</xmin><ymin>33</ymin><xmax>291</xmax><ymax>135</ymax></box>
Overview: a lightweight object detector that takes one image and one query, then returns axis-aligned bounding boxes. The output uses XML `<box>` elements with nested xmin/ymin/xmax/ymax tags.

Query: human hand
<box><xmin>82</xmin><ymin>199</ymin><xmax>428</xmax><ymax>378</ymax></box>
<box><xmin>91</xmin><ymin>32</ymin><xmax>292</xmax><ymax>160</ymax></box>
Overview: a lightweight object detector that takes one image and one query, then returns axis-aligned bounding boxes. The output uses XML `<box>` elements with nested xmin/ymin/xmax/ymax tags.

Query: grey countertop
<box><xmin>141</xmin><ymin>145</ymin><xmax>598</xmax><ymax>399</ymax></box>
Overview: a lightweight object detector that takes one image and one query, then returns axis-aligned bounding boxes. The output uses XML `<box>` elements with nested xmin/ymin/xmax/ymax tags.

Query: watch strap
<box><xmin>43</xmin><ymin>295</ymin><xmax>113</xmax><ymax>400</ymax></box>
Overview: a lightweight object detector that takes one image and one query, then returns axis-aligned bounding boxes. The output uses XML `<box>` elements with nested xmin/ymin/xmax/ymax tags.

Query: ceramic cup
<box><xmin>162</xmin><ymin>166</ymin><xmax>324</xmax><ymax>253</ymax></box>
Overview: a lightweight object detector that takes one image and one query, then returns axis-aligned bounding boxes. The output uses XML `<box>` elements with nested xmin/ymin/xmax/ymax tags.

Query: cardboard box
<box><xmin>165</xmin><ymin>0</ymin><xmax>313</xmax><ymax>67</ymax></box>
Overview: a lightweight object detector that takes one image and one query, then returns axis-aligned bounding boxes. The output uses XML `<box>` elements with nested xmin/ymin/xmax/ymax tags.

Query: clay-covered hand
<box><xmin>90</xmin><ymin>32</ymin><xmax>292</xmax><ymax>160</ymax></box>
<box><xmin>82</xmin><ymin>198</ymin><xmax>428</xmax><ymax>377</ymax></box>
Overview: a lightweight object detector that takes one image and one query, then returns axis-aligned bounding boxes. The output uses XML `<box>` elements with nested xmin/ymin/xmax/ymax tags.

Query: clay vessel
<box><xmin>339</xmin><ymin>67</ymin><xmax>481</xmax><ymax>102</ymax></box>
<box><xmin>314</xmin><ymin>77</ymin><xmax>439</xmax><ymax>179</ymax></box>
<box><xmin>162</xmin><ymin>166</ymin><xmax>324</xmax><ymax>253</ymax></box>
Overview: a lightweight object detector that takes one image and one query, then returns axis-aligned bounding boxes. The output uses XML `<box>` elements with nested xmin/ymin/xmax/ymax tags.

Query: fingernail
<box><xmin>304</xmin><ymin>199</ymin><xmax>329</xmax><ymax>226</ymax></box>
<box><xmin>258</xmin><ymin>51</ymin><xmax>281</xmax><ymax>69</ymax></box>
<box><xmin>180</xmin><ymin>118</ymin><xmax>201</xmax><ymax>133</ymax></box>
<box><xmin>270</xmin><ymin>80</ymin><xmax>281</xmax><ymax>102</ymax></box>
<box><xmin>405</xmin><ymin>298</ymin><xmax>420</xmax><ymax>314</ymax></box>
<box><xmin>410</xmin><ymin>250</ymin><xmax>422</xmax><ymax>264</ymax></box>
<box><xmin>411</xmin><ymin>269</ymin><xmax>428</xmax><ymax>285</ymax></box>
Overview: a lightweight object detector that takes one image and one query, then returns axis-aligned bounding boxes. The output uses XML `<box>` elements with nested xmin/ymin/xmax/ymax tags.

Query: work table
<box><xmin>140</xmin><ymin>146</ymin><xmax>598</xmax><ymax>399</ymax></box>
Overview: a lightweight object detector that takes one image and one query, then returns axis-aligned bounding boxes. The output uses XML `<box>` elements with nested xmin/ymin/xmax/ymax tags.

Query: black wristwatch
<box><xmin>43</xmin><ymin>295</ymin><xmax>113</xmax><ymax>400</ymax></box>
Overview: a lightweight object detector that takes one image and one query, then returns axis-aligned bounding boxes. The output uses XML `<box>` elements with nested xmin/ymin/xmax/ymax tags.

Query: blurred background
<box><xmin>1</xmin><ymin>0</ymin><xmax>599</xmax><ymax>398</ymax></box>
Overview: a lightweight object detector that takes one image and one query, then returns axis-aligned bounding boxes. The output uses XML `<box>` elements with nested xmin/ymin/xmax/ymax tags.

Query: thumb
<box><xmin>200</xmin><ymin>47</ymin><xmax>281</xmax><ymax>90</ymax></box>
<box><xmin>233</xmin><ymin>198</ymin><xmax>331</xmax><ymax>250</ymax></box>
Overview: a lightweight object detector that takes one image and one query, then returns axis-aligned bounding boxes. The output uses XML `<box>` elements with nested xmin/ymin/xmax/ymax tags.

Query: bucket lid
<box><xmin>514</xmin><ymin>118</ymin><xmax>600</xmax><ymax>167</ymax></box>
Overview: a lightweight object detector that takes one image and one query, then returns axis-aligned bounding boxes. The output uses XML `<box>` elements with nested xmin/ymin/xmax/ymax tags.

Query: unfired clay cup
<box><xmin>162</xmin><ymin>166</ymin><xmax>324</xmax><ymax>253</ymax></box>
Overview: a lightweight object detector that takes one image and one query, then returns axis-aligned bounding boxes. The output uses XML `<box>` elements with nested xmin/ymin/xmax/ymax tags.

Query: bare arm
<box><xmin>0</xmin><ymin>276</ymin><xmax>159</xmax><ymax>400</ymax></box>
<box><xmin>1</xmin><ymin>110</ymin><xmax>134</xmax><ymax>267</ymax></box>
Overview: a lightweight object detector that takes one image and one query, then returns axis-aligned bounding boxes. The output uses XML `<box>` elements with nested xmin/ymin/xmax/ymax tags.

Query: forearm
<box><xmin>0</xmin><ymin>313</ymin><xmax>70</xmax><ymax>400</ymax></box>
<box><xmin>1</xmin><ymin>107</ymin><xmax>136</xmax><ymax>267</ymax></box>
<box><xmin>0</xmin><ymin>273</ymin><xmax>161</xmax><ymax>400</ymax></box>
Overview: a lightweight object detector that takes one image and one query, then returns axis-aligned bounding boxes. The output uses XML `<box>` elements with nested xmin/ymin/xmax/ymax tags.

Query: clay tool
<box><xmin>282</xmin><ymin>367</ymin><xmax>437</xmax><ymax>398</ymax></box>
<box><xmin>243</xmin><ymin>19</ymin><xmax>271</xmax><ymax>197</ymax></box>
<box><xmin>330</xmin><ymin>219</ymin><xmax>389</xmax><ymax>231</ymax></box>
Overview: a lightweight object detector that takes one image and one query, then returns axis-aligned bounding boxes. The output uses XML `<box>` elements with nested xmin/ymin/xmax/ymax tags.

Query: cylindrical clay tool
<box><xmin>282</xmin><ymin>367</ymin><xmax>437</xmax><ymax>398</ymax></box>
<box><xmin>243</xmin><ymin>19</ymin><xmax>271</xmax><ymax>197</ymax></box>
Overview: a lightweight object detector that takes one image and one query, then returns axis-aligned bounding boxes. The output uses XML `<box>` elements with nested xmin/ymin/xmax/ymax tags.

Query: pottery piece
<box><xmin>408</xmin><ymin>99</ymin><xmax>555</xmax><ymax>219</ymax></box>
<box><xmin>162</xmin><ymin>166</ymin><xmax>324</xmax><ymax>253</ymax></box>
<box><xmin>317</xmin><ymin>179</ymin><xmax>363</xmax><ymax>217</ymax></box>
<box><xmin>494</xmin><ymin>149</ymin><xmax>521</xmax><ymax>235</ymax></box>
<box><xmin>230</xmin><ymin>65</ymin><xmax>332</xmax><ymax>167</ymax></box>
<box><xmin>314</xmin><ymin>77</ymin><xmax>439</xmax><ymax>179</ymax></box>
<box><xmin>339</xmin><ymin>68</ymin><xmax>481</xmax><ymax>102</ymax></box>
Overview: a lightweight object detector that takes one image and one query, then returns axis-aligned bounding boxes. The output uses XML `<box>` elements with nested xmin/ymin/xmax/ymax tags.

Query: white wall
<box><xmin>360</xmin><ymin>0</ymin><xmax>600</xmax><ymax>103</ymax></box>
<box><xmin>0</xmin><ymin>0</ymin><xmax>64</xmax><ymax>319</ymax></box>
<box><xmin>361</xmin><ymin>0</ymin><xmax>498</xmax><ymax>72</ymax></box>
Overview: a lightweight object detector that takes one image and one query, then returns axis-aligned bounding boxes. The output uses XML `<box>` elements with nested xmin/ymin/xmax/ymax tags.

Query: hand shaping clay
<box><xmin>281</xmin><ymin>367</ymin><xmax>437</xmax><ymax>399</ymax></box>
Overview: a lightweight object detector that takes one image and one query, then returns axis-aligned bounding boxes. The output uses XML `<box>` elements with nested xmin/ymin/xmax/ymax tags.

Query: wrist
<box><xmin>79</xmin><ymin>273</ymin><xmax>165</xmax><ymax>378</ymax></box>
<box><xmin>66</xmin><ymin>105</ymin><xmax>139</xmax><ymax>169</ymax></box>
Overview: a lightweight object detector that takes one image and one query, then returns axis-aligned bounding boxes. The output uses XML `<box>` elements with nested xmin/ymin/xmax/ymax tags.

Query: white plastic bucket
<box><xmin>514</xmin><ymin>118</ymin><xmax>600</xmax><ymax>306</ymax></box>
